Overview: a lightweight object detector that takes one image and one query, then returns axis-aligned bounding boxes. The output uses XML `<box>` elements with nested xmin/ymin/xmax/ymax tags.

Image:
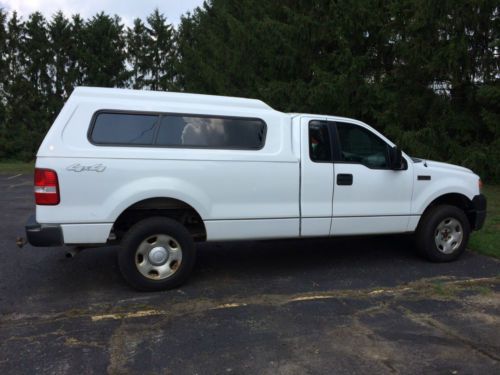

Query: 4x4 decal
<box><xmin>66</xmin><ymin>163</ymin><xmax>106</xmax><ymax>172</ymax></box>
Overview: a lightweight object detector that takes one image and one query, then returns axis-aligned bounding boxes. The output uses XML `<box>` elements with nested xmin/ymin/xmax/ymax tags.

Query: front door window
<box><xmin>336</xmin><ymin>123</ymin><xmax>390</xmax><ymax>169</ymax></box>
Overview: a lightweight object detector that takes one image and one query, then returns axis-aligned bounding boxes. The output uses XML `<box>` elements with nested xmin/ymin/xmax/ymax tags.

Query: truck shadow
<box><xmin>42</xmin><ymin>232</ymin><xmax>488</xmax><ymax>300</ymax></box>
<box><xmin>196</xmin><ymin>234</ymin><xmax>419</xmax><ymax>275</ymax></box>
<box><xmin>49</xmin><ymin>234</ymin><xmax>419</xmax><ymax>291</ymax></box>
<box><xmin>187</xmin><ymin>234</ymin><xmax>431</xmax><ymax>292</ymax></box>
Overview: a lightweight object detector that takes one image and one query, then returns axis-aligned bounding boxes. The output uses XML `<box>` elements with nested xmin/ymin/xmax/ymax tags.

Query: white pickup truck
<box><xmin>25</xmin><ymin>87</ymin><xmax>486</xmax><ymax>291</ymax></box>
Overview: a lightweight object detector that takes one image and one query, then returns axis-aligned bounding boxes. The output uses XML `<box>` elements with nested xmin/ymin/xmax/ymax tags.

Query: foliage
<box><xmin>470</xmin><ymin>185</ymin><xmax>500</xmax><ymax>258</ymax></box>
<box><xmin>177</xmin><ymin>0</ymin><xmax>500</xmax><ymax>181</ymax></box>
<box><xmin>0</xmin><ymin>2</ymin><xmax>498</xmax><ymax>181</ymax></box>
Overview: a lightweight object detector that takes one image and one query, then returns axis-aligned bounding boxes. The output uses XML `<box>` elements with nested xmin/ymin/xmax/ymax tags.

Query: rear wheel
<box><xmin>416</xmin><ymin>205</ymin><xmax>470</xmax><ymax>262</ymax></box>
<box><xmin>119</xmin><ymin>217</ymin><xmax>196</xmax><ymax>291</ymax></box>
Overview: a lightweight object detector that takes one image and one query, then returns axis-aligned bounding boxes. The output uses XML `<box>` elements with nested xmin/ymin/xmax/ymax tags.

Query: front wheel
<box><xmin>119</xmin><ymin>217</ymin><xmax>196</xmax><ymax>291</ymax></box>
<box><xmin>416</xmin><ymin>205</ymin><xmax>470</xmax><ymax>262</ymax></box>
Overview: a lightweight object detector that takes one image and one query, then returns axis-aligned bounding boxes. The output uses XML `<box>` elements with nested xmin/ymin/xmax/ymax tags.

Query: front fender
<box><xmin>411</xmin><ymin>176</ymin><xmax>477</xmax><ymax>215</ymax></box>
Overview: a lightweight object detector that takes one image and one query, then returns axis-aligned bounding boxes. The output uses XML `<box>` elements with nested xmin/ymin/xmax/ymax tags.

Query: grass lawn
<box><xmin>469</xmin><ymin>185</ymin><xmax>500</xmax><ymax>259</ymax></box>
<box><xmin>0</xmin><ymin>161</ymin><xmax>34</xmax><ymax>174</ymax></box>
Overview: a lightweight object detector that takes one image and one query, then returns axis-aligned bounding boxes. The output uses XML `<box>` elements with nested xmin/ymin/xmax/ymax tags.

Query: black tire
<box><xmin>119</xmin><ymin>217</ymin><xmax>196</xmax><ymax>291</ymax></box>
<box><xmin>415</xmin><ymin>205</ymin><xmax>470</xmax><ymax>262</ymax></box>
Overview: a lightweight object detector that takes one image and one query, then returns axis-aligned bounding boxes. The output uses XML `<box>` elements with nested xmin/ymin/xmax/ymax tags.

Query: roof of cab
<box><xmin>71</xmin><ymin>86</ymin><xmax>275</xmax><ymax>111</ymax></box>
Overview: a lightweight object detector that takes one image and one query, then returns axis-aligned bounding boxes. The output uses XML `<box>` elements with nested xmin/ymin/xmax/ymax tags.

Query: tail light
<box><xmin>34</xmin><ymin>168</ymin><xmax>60</xmax><ymax>205</ymax></box>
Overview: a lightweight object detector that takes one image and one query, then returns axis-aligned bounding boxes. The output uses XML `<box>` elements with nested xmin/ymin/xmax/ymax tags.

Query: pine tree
<box><xmin>2</xmin><ymin>12</ymin><xmax>36</xmax><ymax>160</ymax></box>
<box><xmin>0</xmin><ymin>9</ymin><xmax>8</xmax><ymax>154</ymax></box>
<box><xmin>47</xmin><ymin>11</ymin><xmax>79</xmax><ymax>128</ymax></box>
<box><xmin>81</xmin><ymin>13</ymin><xmax>128</xmax><ymax>87</ymax></box>
<box><xmin>23</xmin><ymin>12</ymin><xmax>52</xmax><ymax>93</ymax></box>
<box><xmin>126</xmin><ymin>18</ymin><xmax>148</xmax><ymax>89</ymax></box>
<box><xmin>48</xmin><ymin>12</ymin><xmax>72</xmax><ymax>99</ymax></box>
<box><xmin>144</xmin><ymin>9</ymin><xmax>176</xmax><ymax>90</ymax></box>
<box><xmin>0</xmin><ymin>8</ymin><xmax>7</xmax><ymax>86</ymax></box>
<box><xmin>67</xmin><ymin>14</ymin><xmax>86</xmax><ymax>88</ymax></box>
<box><xmin>476</xmin><ymin>83</ymin><xmax>500</xmax><ymax>180</ymax></box>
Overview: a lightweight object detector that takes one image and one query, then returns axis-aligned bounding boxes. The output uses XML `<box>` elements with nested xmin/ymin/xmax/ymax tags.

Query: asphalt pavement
<box><xmin>0</xmin><ymin>173</ymin><xmax>499</xmax><ymax>374</ymax></box>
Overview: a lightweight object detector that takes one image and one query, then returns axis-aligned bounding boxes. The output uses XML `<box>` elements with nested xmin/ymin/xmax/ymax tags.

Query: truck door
<box><xmin>330</xmin><ymin>121</ymin><xmax>414</xmax><ymax>235</ymax></box>
<box><xmin>299</xmin><ymin>116</ymin><xmax>334</xmax><ymax>236</ymax></box>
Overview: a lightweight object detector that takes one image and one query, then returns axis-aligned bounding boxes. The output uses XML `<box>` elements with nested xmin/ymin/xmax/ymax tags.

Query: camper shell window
<box><xmin>89</xmin><ymin>111</ymin><xmax>267</xmax><ymax>150</ymax></box>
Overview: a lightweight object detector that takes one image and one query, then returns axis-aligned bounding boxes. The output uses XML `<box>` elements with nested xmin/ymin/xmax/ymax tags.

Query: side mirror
<box><xmin>389</xmin><ymin>146</ymin><xmax>405</xmax><ymax>170</ymax></box>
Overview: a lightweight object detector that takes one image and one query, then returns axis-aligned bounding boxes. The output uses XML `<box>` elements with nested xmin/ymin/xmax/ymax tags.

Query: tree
<box><xmin>0</xmin><ymin>9</ymin><xmax>7</xmax><ymax>155</ymax></box>
<box><xmin>81</xmin><ymin>13</ymin><xmax>128</xmax><ymax>87</ymax></box>
<box><xmin>144</xmin><ymin>9</ymin><xmax>177</xmax><ymax>90</ymax></box>
<box><xmin>2</xmin><ymin>11</ymin><xmax>31</xmax><ymax>160</ymax></box>
<box><xmin>48</xmin><ymin>12</ymin><xmax>72</xmax><ymax>100</ymax></box>
<box><xmin>23</xmin><ymin>12</ymin><xmax>52</xmax><ymax>93</ymax></box>
<box><xmin>476</xmin><ymin>83</ymin><xmax>500</xmax><ymax>180</ymax></box>
<box><xmin>126</xmin><ymin>18</ymin><xmax>148</xmax><ymax>89</ymax></box>
<box><xmin>67</xmin><ymin>14</ymin><xmax>86</xmax><ymax>88</ymax></box>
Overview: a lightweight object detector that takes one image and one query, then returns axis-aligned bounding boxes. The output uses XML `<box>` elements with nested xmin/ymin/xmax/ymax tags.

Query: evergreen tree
<box><xmin>2</xmin><ymin>11</ymin><xmax>30</xmax><ymax>159</ymax></box>
<box><xmin>47</xmin><ymin>12</ymin><xmax>79</xmax><ymax>128</ymax></box>
<box><xmin>23</xmin><ymin>12</ymin><xmax>52</xmax><ymax>94</ymax></box>
<box><xmin>144</xmin><ymin>9</ymin><xmax>176</xmax><ymax>90</ymax></box>
<box><xmin>81</xmin><ymin>13</ymin><xmax>128</xmax><ymax>87</ymax></box>
<box><xmin>2</xmin><ymin>11</ymin><xmax>54</xmax><ymax>160</ymax></box>
<box><xmin>22</xmin><ymin>12</ymin><xmax>53</xmax><ymax>156</ymax></box>
<box><xmin>48</xmin><ymin>12</ymin><xmax>72</xmax><ymax>99</ymax></box>
<box><xmin>126</xmin><ymin>18</ymin><xmax>148</xmax><ymax>89</ymax></box>
<box><xmin>4</xmin><ymin>11</ymin><xmax>23</xmax><ymax>84</ymax></box>
<box><xmin>0</xmin><ymin>8</ymin><xmax>7</xmax><ymax>86</ymax></box>
<box><xmin>0</xmin><ymin>9</ymin><xmax>7</xmax><ymax>154</ymax></box>
<box><xmin>67</xmin><ymin>14</ymin><xmax>86</xmax><ymax>88</ymax></box>
<box><xmin>476</xmin><ymin>83</ymin><xmax>500</xmax><ymax>180</ymax></box>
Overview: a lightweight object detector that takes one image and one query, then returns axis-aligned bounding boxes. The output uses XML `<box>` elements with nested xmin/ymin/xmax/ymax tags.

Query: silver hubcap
<box><xmin>149</xmin><ymin>246</ymin><xmax>169</xmax><ymax>265</ymax></box>
<box><xmin>434</xmin><ymin>217</ymin><xmax>463</xmax><ymax>254</ymax></box>
<box><xmin>135</xmin><ymin>234</ymin><xmax>182</xmax><ymax>280</ymax></box>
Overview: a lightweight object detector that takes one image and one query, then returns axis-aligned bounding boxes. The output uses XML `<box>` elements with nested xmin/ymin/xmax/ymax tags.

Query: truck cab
<box><xmin>298</xmin><ymin>114</ymin><xmax>485</xmax><ymax>243</ymax></box>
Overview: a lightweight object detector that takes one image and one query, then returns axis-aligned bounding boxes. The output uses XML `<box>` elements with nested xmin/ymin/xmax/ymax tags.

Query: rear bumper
<box><xmin>469</xmin><ymin>194</ymin><xmax>487</xmax><ymax>231</ymax></box>
<box><xmin>25</xmin><ymin>215</ymin><xmax>64</xmax><ymax>247</ymax></box>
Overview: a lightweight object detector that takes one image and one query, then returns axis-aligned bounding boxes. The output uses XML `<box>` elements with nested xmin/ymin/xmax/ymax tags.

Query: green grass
<box><xmin>0</xmin><ymin>161</ymin><xmax>34</xmax><ymax>174</ymax></box>
<box><xmin>469</xmin><ymin>185</ymin><xmax>500</xmax><ymax>259</ymax></box>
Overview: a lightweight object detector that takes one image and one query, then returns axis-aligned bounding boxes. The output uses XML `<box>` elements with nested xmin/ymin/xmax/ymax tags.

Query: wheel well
<box><xmin>113</xmin><ymin>198</ymin><xmax>206</xmax><ymax>241</ymax></box>
<box><xmin>423</xmin><ymin>193</ymin><xmax>475</xmax><ymax>227</ymax></box>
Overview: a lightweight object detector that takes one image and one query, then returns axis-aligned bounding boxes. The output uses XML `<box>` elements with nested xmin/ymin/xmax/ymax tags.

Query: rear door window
<box><xmin>308</xmin><ymin>120</ymin><xmax>332</xmax><ymax>162</ymax></box>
